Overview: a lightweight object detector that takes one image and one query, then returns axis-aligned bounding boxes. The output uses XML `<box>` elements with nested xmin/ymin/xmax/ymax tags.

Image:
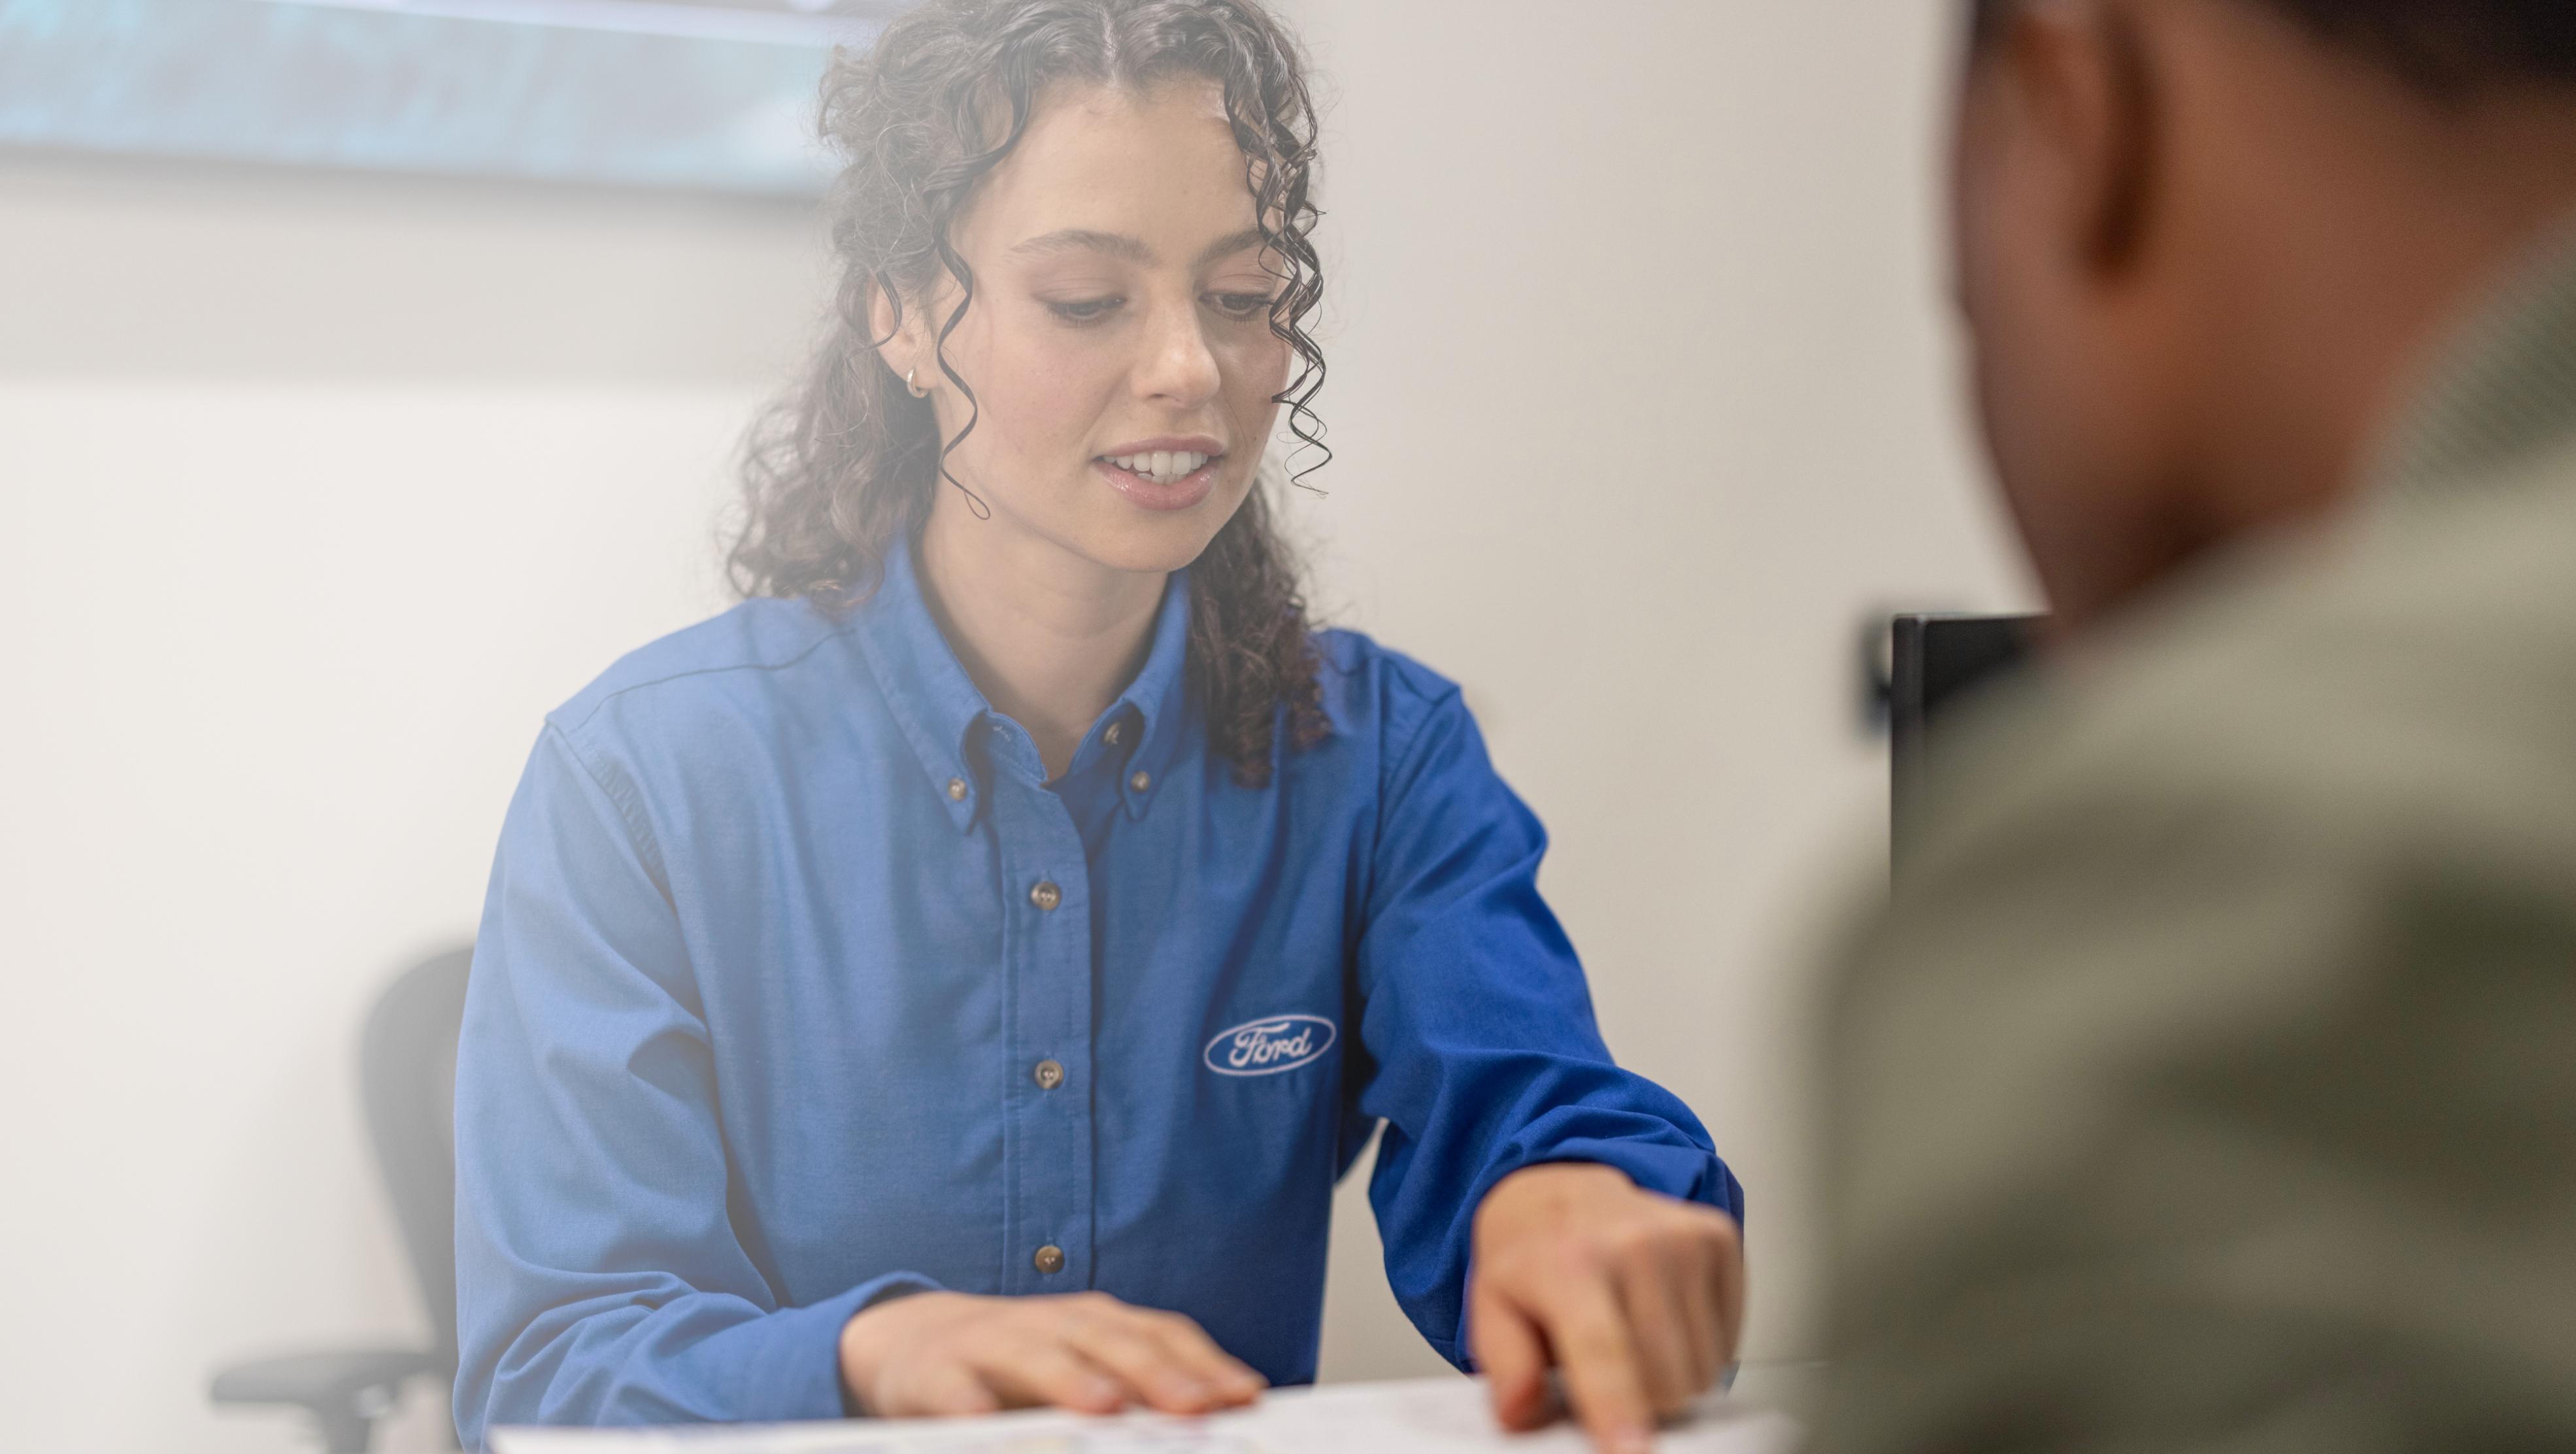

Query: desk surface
<box><xmin>490</xmin><ymin>1376</ymin><xmax>1803</xmax><ymax>1454</ymax></box>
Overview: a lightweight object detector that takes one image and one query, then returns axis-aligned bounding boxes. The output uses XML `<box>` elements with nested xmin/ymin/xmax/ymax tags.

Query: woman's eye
<box><xmin>1046</xmin><ymin>297</ymin><xmax>1124</xmax><ymax>324</ymax></box>
<box><xmin>1208</xmin><ymin>292</ymin><xmax>1277</xmax><ymax>320</ymax></box>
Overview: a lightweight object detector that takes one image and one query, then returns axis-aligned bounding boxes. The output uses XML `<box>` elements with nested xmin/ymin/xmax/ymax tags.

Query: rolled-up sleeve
<box><xmin>1350</xmin><ymin>681</ymin><xmax>1745</xmax><ymax>1368</ymax></box>
<box><xmin>452</xmin><ymin>724</ymin><xmax>938</xmax><ymax>1449</ymax></box>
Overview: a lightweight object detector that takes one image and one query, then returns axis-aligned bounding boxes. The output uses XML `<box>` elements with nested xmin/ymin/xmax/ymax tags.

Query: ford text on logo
<box><xmin>1203</xmin><ymin>1015</ymin><xmax>1337</xmax><ymax>1077</ymax></box>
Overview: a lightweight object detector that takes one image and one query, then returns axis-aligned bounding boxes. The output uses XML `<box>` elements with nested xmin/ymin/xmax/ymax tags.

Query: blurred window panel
<box><xmin>0</xmin><ymin>0</ymin><xmax>914</xmax><ymax>195</ymax></box>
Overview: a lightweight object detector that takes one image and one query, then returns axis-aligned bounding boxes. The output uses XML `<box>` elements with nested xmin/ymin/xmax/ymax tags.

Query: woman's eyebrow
<box><xmin>1005</xmin><ymin>227</ymin><xmax>1269</xmax><ymax>266</ymax></box>
<box><xmin>1009</xmin><ymin>228</ymin><xmax>1154</xmax><ymax>262</ymax></box>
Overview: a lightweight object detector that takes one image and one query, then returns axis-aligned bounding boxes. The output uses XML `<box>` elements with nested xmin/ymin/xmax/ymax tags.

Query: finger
<box><xmin>1667</xmin><ymin>1236</ymin><xmax>1721</xmax><ymax>1395</ymax></box>
<box><xmin>1071</xmin><ymin>1312</ymin><xmax>1231</xmax><ymax>1414</ymax></box>
<box><xmin>1711</xmin><ymin>1225</ymin><xmax>1747</xmax><ymax>1368</ymax></box>
<box><xmin>1615</xmin><ymin>1243</ymin><xmax>1699</xmax><ymax>1416</ymax></box>
<box><xmin>1468</xmin><ymin>1274</ymin><xmax>1555</xmax><ymax>1433</ymax></box>
<box><xmin>1134</xmin><ymin>1310</ymin><xmax>1266</xmax><ymax>1406</ymax></box>
<box><xmin>1540</xmin><ymin>1276</ymin><xmax>1658</xmax><ymax>1454</ymax></box>
<box><xmin>963</xmin><ymin>1332</ymin><xmax>1128</xmax><ymax>1415</ymax></box>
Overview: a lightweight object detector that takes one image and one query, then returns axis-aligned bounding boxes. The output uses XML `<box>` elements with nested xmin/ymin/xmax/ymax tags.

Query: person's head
<box><xmin>1955</xmin><ymin>0</ymin><xmax>2576</xmax><ymax>631</ymax></box>
<box><xmin>729</xmin><ymin>0</ymin><xmax>1328</xmax><ymax>781</ymax></box>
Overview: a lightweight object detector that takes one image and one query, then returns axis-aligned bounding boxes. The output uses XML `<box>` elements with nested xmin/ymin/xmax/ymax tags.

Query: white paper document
<box><xmin>490</xmin><ymin>1377</ymin><xmax>1802</xmax><ymax>1454</ymax></box>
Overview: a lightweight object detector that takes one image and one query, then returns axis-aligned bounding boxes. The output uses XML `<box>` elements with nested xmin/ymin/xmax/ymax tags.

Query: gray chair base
<box><xmin>210</xmin><ymin>1346</ymin><xmax>441</xmax><ymax>1453</ymax></box>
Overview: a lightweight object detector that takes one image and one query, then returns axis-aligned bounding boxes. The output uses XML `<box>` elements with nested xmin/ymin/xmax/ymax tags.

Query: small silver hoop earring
<box><xmin>905</xmin><ymin>367</ymin><xmax>928</xmax><ymax>399</ymax></box>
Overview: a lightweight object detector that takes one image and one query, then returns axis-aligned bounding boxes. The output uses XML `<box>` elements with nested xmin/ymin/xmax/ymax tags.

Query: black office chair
<box><xmin>211</xmin><ymin>946</ymin><xmax>473</xmax><ymax>1453</ymax></box>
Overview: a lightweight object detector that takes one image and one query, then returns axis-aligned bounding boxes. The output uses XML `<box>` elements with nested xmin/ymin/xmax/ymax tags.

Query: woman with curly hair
<box><xmin>452</xmin><ymin>2</ymin><xmax>1743</xmax><ymax>1449</ymax></box>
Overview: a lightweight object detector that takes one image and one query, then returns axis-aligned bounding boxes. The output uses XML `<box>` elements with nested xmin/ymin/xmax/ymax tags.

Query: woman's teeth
<box><xmin>1105</xmin><ymin>450</ymin><xmax>1211</xmax><ymax>484</ymax></box>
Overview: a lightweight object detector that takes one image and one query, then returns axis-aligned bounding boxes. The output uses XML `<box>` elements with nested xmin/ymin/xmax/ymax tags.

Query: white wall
<box><xmin>0</xmin><ymin>5</ymin><xmax>2026</xmax><ymax>1451</ymax></box>
<box><xmin>0</xmin><ymin>152</ymin><xmax>824</xmax><ymax>1454</ymax></box>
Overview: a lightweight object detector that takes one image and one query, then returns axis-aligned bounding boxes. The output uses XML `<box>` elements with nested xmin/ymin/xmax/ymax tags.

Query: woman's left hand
<box><xmin>1466</xmin><ymin>1162</ymin><xmax>1745</xmax><ymax>1454</ymax></box>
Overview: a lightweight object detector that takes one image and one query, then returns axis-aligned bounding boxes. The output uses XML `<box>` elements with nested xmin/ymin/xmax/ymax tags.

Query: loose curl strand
<box><xmin>726</xmin><ymin>0</ymin><xmax>1332</xmax><ymax>786</ymax></box>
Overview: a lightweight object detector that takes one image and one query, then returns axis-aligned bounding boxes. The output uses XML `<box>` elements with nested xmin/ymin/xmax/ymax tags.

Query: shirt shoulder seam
<box><xmin>1372</xmin><ymin>661</ymin><xmax>1470</xmax><ymax>859</ymax></box>
<box><xmin>554</xmin><ymin>617</ymin><xmax>860</xmax><ymax>737</ymax></box>
<box><xmin>543</xmin><ymin>718</ymin><xmax>673</xmax><ymax>892</ymax></box>
<box><xmin>1378</xmin><ymin>653</ymin><xmax>1465</xmax><ymax>766</ymax></box>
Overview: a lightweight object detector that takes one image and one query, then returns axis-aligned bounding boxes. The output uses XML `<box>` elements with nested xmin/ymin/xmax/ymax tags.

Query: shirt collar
<box><xmin>2373</xmin><ymin>211</ymin><xmax>2576</xmax><ymax>505</ymax></box>
<box><xmin>854</xmin><ymin>532</ymin><xmax>1194</xmax><ymax>832</ymax></box>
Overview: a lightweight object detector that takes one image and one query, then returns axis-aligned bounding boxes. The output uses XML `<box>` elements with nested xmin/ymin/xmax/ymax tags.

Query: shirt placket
<box><xmin>992</xmin><ymin>769</ymin><xmax>1097</xmax><ymax>1294</ymax></box>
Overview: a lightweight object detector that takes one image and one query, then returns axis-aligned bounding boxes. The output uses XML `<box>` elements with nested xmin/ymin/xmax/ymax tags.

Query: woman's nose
<box><xmin>1134</xmin><ymin>301</ymin><xmax>1222</xmax><ymax>407</ymax></box>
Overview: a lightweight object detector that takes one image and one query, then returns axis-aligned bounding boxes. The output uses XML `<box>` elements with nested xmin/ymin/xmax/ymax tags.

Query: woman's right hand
<box><xmin>837</xmin><ymin>1290</ymin><xmax>1267</xmax><ymax>1418</ymax></box>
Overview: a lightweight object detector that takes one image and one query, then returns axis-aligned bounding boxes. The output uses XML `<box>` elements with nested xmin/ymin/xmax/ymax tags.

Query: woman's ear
<box><xmin>867</xmin><ymin>277</ymin><xmax>928</xmax><ymax>394</ymax></box>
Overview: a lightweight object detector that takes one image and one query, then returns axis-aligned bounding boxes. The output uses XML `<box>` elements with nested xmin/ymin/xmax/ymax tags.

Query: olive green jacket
<box><xmin>1817</xmin><ymin>228</ymin><xmax>2576</xmax><ymax>1453</ymax></box>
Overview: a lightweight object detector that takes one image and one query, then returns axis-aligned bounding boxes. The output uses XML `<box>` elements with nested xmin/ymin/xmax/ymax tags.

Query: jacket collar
<box><xmin>2375</xmin><ymin>212</ymin><xmax>2576</xmax><ymax>503</ymax></box>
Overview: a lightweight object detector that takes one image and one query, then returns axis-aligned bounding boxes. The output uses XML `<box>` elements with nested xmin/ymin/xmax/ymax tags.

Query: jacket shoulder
<box><xmin>1918</xmin><ymin>453</ymin><xmax>2576</xmax><ymax>889</ymax></box>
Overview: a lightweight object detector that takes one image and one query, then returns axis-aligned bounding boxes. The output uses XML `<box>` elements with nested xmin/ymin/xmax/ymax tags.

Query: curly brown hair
<box><xmin>724</xmin><ymin>0</ymin><xmax>1333</xmax><ymax>786</ymax></box>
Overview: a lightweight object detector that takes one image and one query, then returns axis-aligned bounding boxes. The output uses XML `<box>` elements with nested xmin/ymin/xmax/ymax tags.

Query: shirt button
<box><xmin>1103</xmin><ymin>721</ymin><xmax>1124</xmax><ymax>747</ymax></box>
<box><xmin>1129</xmin><ymin>770</ymin><xmax>1152</xmax><ymax>792</ymax></box>
<box><xmin>1033</xmin><ymin>1244</ymin><xmax>1066</xmax><ymax>1276</ymax></box>
<box><xmin>946</xmin><ymin>778</ymin><xmax>967</xmax><ymax>802</ymax></box>
<box><xmin>1033</xmin><ymin>1059</ymin><xmax>1065</xmax><ymax>1090</ymax></box>
<box><xmin>1029</xmin><ymin>881</ymin><xmax>1062</xmax><ymax>911</ymax></box>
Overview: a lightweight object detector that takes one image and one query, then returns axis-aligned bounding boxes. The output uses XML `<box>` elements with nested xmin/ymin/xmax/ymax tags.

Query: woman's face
<box><xmin>885</xmin><ymin>80</ymin><xmax>1294</xmax><ymax>578</ymax></box>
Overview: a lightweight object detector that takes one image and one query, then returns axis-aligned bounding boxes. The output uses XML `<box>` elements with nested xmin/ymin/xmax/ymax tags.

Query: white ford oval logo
<box><xmin>1203</xmin><ymin>1015</ymin><xmax>1337</xmax><ymax>1077</ymax></box>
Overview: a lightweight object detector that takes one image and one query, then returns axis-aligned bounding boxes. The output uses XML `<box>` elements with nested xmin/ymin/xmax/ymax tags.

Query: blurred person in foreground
<box><xmin>452</xmin><ymin>1</ymin><xmax>1743</xmax><ymax>1450</ymax></box>
<box><xmin>1822</xmin><ymin>1</ymin><xmax>2576</xmax><ymax>1449</ymax></box>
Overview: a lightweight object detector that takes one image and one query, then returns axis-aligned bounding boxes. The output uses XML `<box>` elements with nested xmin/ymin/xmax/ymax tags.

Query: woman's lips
<box><xmin>1095</xmin><ymin>454</ymin><xmax>1220</xmax><ymax>512</ymax></box>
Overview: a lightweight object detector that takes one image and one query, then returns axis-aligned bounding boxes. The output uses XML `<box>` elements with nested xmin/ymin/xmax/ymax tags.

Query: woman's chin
<box><xmin>1070</xmin><ymin>513</ymin><xmax>1239</xmax><ymax>579</ymax></box>
<box><xmin>1075</xmin><ymin>526</ymin><xmax>1226</xmax><ymax>578</ymax></box>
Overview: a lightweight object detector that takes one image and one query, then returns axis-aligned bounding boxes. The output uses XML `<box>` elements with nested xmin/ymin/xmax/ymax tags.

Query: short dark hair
<box><xmin>1971</xmin><ymin>0</ymin><xmax>2576</xmax><ymax>92</ymax></box>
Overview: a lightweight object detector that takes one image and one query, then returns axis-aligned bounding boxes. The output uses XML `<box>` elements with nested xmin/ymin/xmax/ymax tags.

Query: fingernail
<box><xmin>1082</xmin><ymin>1376</ymin><xmax>1124</xmax><ymax>1406</ymax></box>
<box><xmin>1611</xmin><ymin>1424</ymin><xmax>1656</xmax><ymax>1454</ymax></box>
<box><xmin>1167</xmin><ymin>1379</ymin><xmax>1211</xmax><ymax>1405</ymax></box>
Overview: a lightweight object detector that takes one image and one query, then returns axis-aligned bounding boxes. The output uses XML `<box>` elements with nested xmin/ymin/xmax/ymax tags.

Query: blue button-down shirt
<box><xmin>453</xmin><ymin>539</ymin><xmax>1743</xmax><ymax>1447</ymax></box>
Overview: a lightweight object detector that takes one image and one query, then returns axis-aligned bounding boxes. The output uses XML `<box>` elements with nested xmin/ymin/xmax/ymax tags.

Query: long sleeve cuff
<box><xmin>765</xmin><ymin>1270</ymin><xmax>945</xmax><ymax>1421</ymax></box>
<box><xmin>1541</xmin><ymin>1136</ymin><xmax>1747</xmax><ymax>1226</ymax></box>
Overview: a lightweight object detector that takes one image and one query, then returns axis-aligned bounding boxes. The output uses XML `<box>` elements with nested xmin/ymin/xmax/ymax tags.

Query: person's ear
<box><xmin>1985</xmin><ymin>0</ymin><xmax>2165</xmax><ymax>280</ymax></box>
<box><xmin>867</xmin><ymin>277</ymin><xmax>931</xmax><ymax>397</ymax></box>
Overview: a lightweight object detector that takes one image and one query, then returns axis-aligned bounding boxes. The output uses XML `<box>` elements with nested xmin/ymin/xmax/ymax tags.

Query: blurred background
<box><xmin>0</xmin><ymin>1</ymin><xmax>2029</xmax><ymax>1449</ymax></box>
